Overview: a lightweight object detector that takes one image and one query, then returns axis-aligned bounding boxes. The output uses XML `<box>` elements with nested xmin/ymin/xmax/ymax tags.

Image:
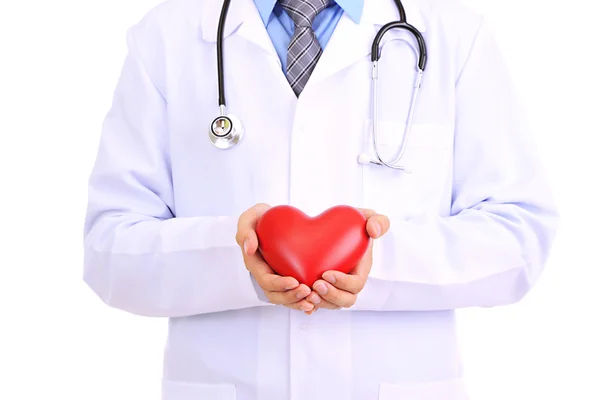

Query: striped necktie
<box><xmin>279</xmin><ymin>0</ymin><xmax>331</xmax><ymax>96</ymax></box>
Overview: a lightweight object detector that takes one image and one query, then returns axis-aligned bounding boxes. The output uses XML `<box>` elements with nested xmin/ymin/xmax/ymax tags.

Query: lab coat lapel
<box><xmin>201</xmin><ymin>0</ymin><xmax>281</xmax><ymax>66</ymax></box>
<box><xmin>306</xmin><ymin>12</ymin><xmax>373</xmax><ymax>88</ymax></box>
<box><xmin>307</xmin><ymin>0</ymin><xmax>426</xmax><ymax>88</ymax></box>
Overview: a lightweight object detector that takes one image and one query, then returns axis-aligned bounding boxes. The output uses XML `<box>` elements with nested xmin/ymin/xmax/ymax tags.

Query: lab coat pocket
<box><xmin>378</xmin><ymin>378</ymin><xmax>469</xmax><ymax>400</ymax></box>
<box><xmin>361</xmin><ymin>120</ymin><xmax>454</xmax><ymax>218</ymax></box>
<box><xmin>161</xmin><ymin>380</ymin><xmax>236</xmax><ymax>400</ymax></box>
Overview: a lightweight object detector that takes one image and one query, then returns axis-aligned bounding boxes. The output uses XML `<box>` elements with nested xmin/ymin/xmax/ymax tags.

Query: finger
<box><xmin>304</xmin><ymin>292</ymin><xmax>320</xmax><ymax>315</ymax></box>
<box><xmin>284</xmin><ymin>299</ymin><xmax>315</xmax><ymax>313</ymax></box>
<box><xmin>312</xmin><ymin>280</ymin><xmax>357</xmax><ymax>308</ymax></box>
<box><xmin>318</xmin><ymin>302</ymin><xmax>340</xmax><ymax>310</ymax></box>
<box><xmin>265</xmin><ymin>284</ymin><xmax>310</xmax><ymax>304</ymax></box>
<box><xmin>349</xmin><ymin>240</ymin><xmax>373</xmax><ymax>279</ymax></box>
<box><xmin>255</xmin><ymin>270</ymin><xmax>300</xmax><ymax>292</ymax></box>
<box><xmin>236</xmin><ymin>203</ymin><xmax>271</xmax><ymax>255</ymax></box>
<box><xmin>305</xmin><ymin>291</ymin><xmax>341</xmax><ymax>310</ymax></box>
<box><xmin>306</xmin><ymin>291</ymin><xmax>321</xmax><ymax>306</ymax></box>
<box><xmin>320</xmin><ymin>269</ymin><xmax>366</xmax><ymax>294</ymax></box>
<box><xmin>245</xmin><ymin>255</ymin><xmax>299</xmax><ymax>291</ymax></box>
<box><xmin>320</xmin><ymin>237</ymin><xmax>372</xmax><ymax>294</ymax></box>
<box><xmin>242</xmin><ymin>231</ymin><xmax>259</xmax><ymax>256</ymax></box>
<box><xmin>366</xmin><ymin>214</ymin><xmax>390</xmax><ymax>239</ymax></box>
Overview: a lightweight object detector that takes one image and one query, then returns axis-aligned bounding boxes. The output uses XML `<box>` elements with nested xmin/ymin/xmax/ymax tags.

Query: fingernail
<box><xmin>243</xmin><ymin>239</ymin><xmax>249</xmax><ymax>255</ymax></box>
<box><xmin>323</xmin><ymin>274</ymin><xmax>336</xmax><ymax>284</ymax></box>
<box><xmin>373</xmin><ymin>222</ymin><xmax>381</xmax><ymax>238</ymax></box>
<box><xmin>296</xmin><ymin>290</ymin><xmax>309</xmax><ymax>299</ymax></box>
<box><xmin>315</xmin><ymin>283</ymin><xmax>327</xmax><ymax>295</ymax></box>
<box><xmin>308</xmin><ymin>294</ymin><xmax>321</xmax><ymax>305</ymax></box>
<box><xmin>300</xmin><ymin>304</ymin><xmax>313</xmax><ymax>312</ymax></box>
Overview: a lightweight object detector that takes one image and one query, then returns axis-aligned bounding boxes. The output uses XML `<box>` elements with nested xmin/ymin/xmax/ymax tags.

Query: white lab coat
<box><xmin>83</xmin><ymin>0</ymin><xmax>559</xmax><ymax>398</ymax></box>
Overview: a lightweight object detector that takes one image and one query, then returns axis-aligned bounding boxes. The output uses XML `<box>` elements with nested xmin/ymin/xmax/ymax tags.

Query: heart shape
<box><xmin>255</xmin><ymin>205</ymin><xmax>370</xmax><ymax>287</ymax></box>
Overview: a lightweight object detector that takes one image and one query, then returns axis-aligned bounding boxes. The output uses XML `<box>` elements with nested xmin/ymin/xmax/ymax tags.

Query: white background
<box><xmin>0</xmin><ymin>0</ymin><xmax>598</xmax><ymax>399</ymax></box>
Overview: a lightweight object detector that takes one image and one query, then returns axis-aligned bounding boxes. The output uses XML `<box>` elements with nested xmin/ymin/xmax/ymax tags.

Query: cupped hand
<box><xmin>311</xmin><ymin>208</ymin><xmax>390</xmax><ymax>309</ymax></box>
<box><xmin>236</xmin><ymin>203</ymin><xmax>315</xmax><ymax>313</ymax></box>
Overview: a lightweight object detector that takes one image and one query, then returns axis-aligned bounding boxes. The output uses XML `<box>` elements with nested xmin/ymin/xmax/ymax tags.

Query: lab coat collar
<box><xmin>200</xmin><ymin>0</ymin><xmax>426</xmax><ymax>93</ymax></box>
<box><xmin>254</xmin><ymin>0</ymin><xmax>364</xmax><ymax>26</ymax></box>
<box><xmin>254</xmin><ymin>0</ymin><xmax>277</xmax><ymax>25</ymax></box>
<box><xmin>201</xmin><ymin>0</ymin><xmax>279</xmax><ymax>59</ymax></box>
<box><xmin>363</xmin><ymin>0</ymin><xmax>426</xmax><ymax>32</ymax></box>
<box><xmin>305</xmin><ymin>0</ymin><xmax>426</xmax><ymax>90</ymax></box>
<box><xmin>201</xmin><ymin>0</ymin><xmax>426</xmax><ymax>43</ymax></box>
<box><xmin>201</xmin><ymin>0</ymin><xmax>262</xmax><ymax>43</ymax></box>
<box><xmin>335</xmin><ymin>0</ymin><xmax>365</xmax><ymax>24</ymax></box>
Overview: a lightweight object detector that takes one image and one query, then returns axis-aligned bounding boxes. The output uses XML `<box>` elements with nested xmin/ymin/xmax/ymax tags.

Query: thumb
<box><xmin>243</xmin><ymin>230</ymin><xmax>259</xmax><ymax>256</ymax></box>
<box><xmin>237</xmin><ymin>203</ymin><xmax>271</xmax><ymax>255</ymax></box>
<box><xmin>366</xmin><ymin>214</ymin><xmax>390</xmax><ymax>238</ymax></box>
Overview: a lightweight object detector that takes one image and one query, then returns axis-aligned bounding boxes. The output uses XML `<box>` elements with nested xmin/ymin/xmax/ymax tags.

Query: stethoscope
<box><xmin>208</xmin><ymin>0</ymin><xmax>428</xmax><ymax>171</ymax></box>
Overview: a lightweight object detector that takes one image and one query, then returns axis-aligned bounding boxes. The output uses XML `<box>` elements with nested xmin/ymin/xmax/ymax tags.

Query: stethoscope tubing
<box><xmin>210</xmin><ymin>0</ymin><xmax>428</xmax><ymax>171</ymax></box>
<box><xmin>367</xmin><ymin>6</ymin><xmax>428</xmax><ymax>170</ymax></box>
<box><xmin>217</xmin><ymin>0</ymin><xmax>232</xmax><ymax>110</ymax></box>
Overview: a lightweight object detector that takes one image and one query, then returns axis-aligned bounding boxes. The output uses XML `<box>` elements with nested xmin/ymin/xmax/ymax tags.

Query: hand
<box><xmin>311</xmin><ymin>208</ymin><xmax>390</xmax><ymax>309</ymax></box>
<box><xmin>301</xmin><ymin>289</ymin><xmax>341</xmax><ymax>314</ymax></box>
<box><xmin>236</xmin><ymin>203</ymin><xmax>315</xmax><ymax>313</ymax></box>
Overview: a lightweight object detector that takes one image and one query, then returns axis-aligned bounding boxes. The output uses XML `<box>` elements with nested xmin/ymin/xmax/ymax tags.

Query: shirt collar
<box><xmin>254</xmin><ymin>0</ymin><xmax>364</xmax><ymax>25</ymax></box>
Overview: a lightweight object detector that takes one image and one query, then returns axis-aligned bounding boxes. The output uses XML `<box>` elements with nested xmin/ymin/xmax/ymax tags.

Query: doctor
<box><xmin>83</xmin><ymin>0</ymin><xmax>558</xmax><ymax>399</ymax></box>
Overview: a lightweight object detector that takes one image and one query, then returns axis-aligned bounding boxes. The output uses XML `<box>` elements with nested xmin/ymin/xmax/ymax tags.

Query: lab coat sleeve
<box><xmin>352</xmin><ymin>18</ymin><xmax>559</xmax><ymax>311</ymax></box>
<box><xmin>83</xmin><ymin>27</ymin><xmax>270</xmax><ymax>318</ymax></box>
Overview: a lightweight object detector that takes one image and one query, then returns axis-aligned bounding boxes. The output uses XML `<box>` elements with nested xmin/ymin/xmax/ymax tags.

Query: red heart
<box><xmin>255</xmin><ymin>205</ymin><xmax>370</xmax><ymax>287</ymax></box>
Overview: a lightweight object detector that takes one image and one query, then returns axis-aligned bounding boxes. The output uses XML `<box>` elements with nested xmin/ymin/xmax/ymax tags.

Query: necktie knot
<box><xmin>279</xmin><ymin>0</ymin><xmax>331</xmax><ymax>27</ymax></box>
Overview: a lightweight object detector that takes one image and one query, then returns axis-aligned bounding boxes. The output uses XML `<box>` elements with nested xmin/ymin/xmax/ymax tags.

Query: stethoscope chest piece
<box><xmin>209</xmin><ymin>113</ymin><xmax>243</xmax><ymax>149</ymax></box>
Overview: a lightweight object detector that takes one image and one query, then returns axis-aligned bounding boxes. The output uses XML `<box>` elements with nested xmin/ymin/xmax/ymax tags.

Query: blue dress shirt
<box><xmin>253</xmin><ymin>0</ymin><xmax>364</xmax><ymax>71</ymax></box>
